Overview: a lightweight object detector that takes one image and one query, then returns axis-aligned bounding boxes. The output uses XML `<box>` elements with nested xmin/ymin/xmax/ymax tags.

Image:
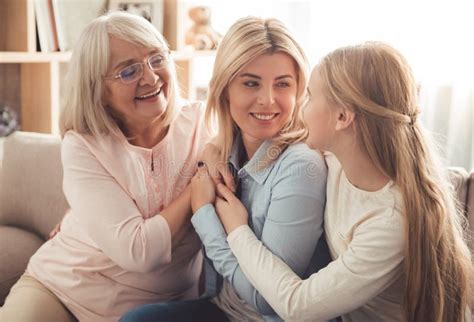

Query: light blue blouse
<box><xmin>191</xmin><ymin>135</ymin><xmax>327</xmax><ymax>321</ymax></box>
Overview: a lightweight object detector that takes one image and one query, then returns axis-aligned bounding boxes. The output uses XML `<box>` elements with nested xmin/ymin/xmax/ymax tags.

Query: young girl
<box><xmin>120</xmin><ymin>17</ymin><xmax>328</xmax><ymax>322</ymax></box>
<box><xmin>215</xmin><ymin>42</ymin><xmax>472</xmax><ymax>322</ymax></box>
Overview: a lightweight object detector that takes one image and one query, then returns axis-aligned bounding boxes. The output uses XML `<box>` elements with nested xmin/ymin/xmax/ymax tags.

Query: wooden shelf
<box><xmin>0</xmin><ymin>50</ymin><xmax>213</xmax><ymax>64</ymax></box>
<box><xmin>172</xmin><ymin>50</ymin><xmax>215</xmax><ymax>100</ymax></box>
<box><xmin>0</xmin><ymin>52</ymin><xmax>72</xmax><ymax>63</ymax></box>
<box><xmin>171</xmin><ymin>50</ymin><xmax>216</xmax><ymax>60</ymax></box>
<box><xmin>0</xmin><ymin>0</ymin><xmax>35</xmax><ymax>52</ymax></box>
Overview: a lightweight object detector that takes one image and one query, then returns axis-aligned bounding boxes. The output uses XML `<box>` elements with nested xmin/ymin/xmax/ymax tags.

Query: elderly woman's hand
<box><xmin>201</xmin><ymin>143</ymin><xmax>236</xmax><ymax>193</ymax></box>
<box><xmin>190</xmin><ymin>162</ymin><xmax>216</xmax><ymax>213</ymax></box>
<box><xmin>215</xmin><ymin>183</ymin><xmax>249</xmax><ymax>234</ymax></box>
<box><xmin>48</xmin><ymin>221</ymin><xmax>62</xmax><ymax>239</ymax></box>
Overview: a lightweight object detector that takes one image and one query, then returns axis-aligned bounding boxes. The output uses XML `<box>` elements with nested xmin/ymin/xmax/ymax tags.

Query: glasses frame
<box><xmin>105</xmin><ymin>51</ymin><xmax>170</xmax><ymax>84</ymax></box>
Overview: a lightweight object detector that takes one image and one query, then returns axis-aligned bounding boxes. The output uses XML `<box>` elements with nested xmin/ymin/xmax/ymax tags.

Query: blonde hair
<box><xmin>206</xmin><ymin>16</ymin><xmax>309</xmax><ymax>165</ymax></box>
<box><xmin>318</xmin><ymin>42</ymin><xmax>472</xmax><ymax>322</ymax></box>
<box><xmin>59</xmin><ymin>11</ymin><xmax>181</xmax><ymax>138</ymax></box>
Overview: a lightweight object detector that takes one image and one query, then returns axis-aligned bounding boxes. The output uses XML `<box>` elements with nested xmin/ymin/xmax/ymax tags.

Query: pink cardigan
<box><xmin>27</xmin><ymin>102</ymin><xmax>210</xmax><ymax>322</ymax></box>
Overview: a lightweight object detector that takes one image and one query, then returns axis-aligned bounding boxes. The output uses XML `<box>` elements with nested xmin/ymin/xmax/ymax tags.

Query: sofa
<box><xmin>0</xmin><ymin>132</ymin><xmax>69</xmax><ymax>305</ymax></box>
<box><xmin>0</xmin><ymin>131</ymin><xmax>473</xmax><ymax>311</ymax></box>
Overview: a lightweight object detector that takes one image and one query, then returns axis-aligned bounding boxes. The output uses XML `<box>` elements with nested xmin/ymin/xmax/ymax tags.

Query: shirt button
<box><xmin>159</xmin><ymin>204</ymin><xmax>164</xmax><ymax>211</ymax></box>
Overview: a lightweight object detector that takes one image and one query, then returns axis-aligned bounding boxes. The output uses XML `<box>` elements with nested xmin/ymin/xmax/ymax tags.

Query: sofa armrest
<box><xmin>0</xmin><ymin>132</ymin><xmax>69</xmax><ymax>240</ymax></box>
<box><xmin>0</xmin><ymin>137</ymin><xmax>4</xmax><ymax>174</ymax></box>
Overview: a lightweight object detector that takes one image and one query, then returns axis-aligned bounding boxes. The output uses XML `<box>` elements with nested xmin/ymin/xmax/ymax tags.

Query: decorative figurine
<box><xmin>185</xmin><ymin>6</ymin><xmax>222</xmax><ymax>50</ymax></box>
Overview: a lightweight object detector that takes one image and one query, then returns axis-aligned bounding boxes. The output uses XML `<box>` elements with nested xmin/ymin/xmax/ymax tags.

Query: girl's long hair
<box><xmin>318</xmin><ymin>42</ymin><xmax>472</xmax><ymax>322</ymax></box>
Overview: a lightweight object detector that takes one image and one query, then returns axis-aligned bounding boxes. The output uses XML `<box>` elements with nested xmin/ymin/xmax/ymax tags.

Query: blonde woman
<box><xmin>121</xmin><ymin>17</ymin><xmax>328</xmax><ymax>322</ymax></box>
<box><xmin>0</xmin><ymin>12</ymin><xmax>211</xmax><ymax>322</ymax></box>
<box><xmin>214</xmin><ymin>42</ymin><xmax>473</xmax><ymax>322</ymax></box>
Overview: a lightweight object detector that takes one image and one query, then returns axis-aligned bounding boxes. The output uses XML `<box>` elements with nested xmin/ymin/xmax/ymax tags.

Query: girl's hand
<box><xmin>190</xmin><ymin>162</ymin><xmax>216</xmax><ymax>213</ymax></box>
<box><xmin>201</xmin><ymin>143</ymin><xmax>236</xmax><ymax>193</ymax></box>
<box><xmin>215</xmin><ymin>183</ymin><xmax>248</xmax><ymax>234</ymax></box>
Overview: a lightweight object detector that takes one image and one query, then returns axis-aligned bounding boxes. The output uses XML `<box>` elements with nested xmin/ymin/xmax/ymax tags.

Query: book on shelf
<box><xmin>47</xmin><ymin>0</ymin><xmax>60</xmax><ymax>51</ymax></box>
<box><xmin>52</xmin><ymin>0</ymin><xmax>106</xmax><ymax>51</ymax></box>
<box><xmin>34</xmin><ymin>0</ymin><xmax>57</xmax><ymax>52</ymax></box>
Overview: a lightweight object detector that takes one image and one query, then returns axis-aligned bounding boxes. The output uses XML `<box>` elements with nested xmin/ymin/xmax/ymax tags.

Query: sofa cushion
<box><xmin>0</xmin><ymin>132</ymin><xmax>69</xmax><ymax>241</ymax></box>
<box><xmin>0</xmin><ymin>225</ymin><xmax>44</xmax><ymax>305</ymax></box>
<box><xmin>447</xmin><ymin>168</ymin><xmax>473</xmax><ymax>250</ymax></box>
<box><xmin>448</xmin><ymin>167</ymin><xmax>469</xmax><ymax>212</ymax></box>
<box><xmin>467</xmin><ymin>172</ymin><xmax>474</xmax><ymax>252</ymax></box>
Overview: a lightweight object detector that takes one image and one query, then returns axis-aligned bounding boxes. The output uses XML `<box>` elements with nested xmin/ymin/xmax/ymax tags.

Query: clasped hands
<box><xmin>190</xmin><ymin>144</ymin><xmax>248</xmax><ymax>234</ymax></box>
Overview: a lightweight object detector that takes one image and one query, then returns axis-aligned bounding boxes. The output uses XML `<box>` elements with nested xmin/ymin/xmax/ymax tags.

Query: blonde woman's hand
<box><xmin>201</xmin><ymin>143</ymin><xmax>236</xmax><ymax>193</ymax></box>
<box><xmin>190</xmin><ymin>162</ymin><xmax>216</xmax><ymax>213</ymax></box>
<box><xmin>215</xmin><ymin>183</ymin><xmax>248</xmax><ymax>234</ymax></box>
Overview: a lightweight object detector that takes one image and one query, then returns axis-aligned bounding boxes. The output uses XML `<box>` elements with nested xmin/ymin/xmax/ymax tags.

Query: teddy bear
<box><xmin>185</xmin><ymin>6</ymin><xmax>222</xmax><ymax>50</ymax></box>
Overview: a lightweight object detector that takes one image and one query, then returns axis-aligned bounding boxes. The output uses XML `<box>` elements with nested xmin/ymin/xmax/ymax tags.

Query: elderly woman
<box><xmin>0</xmin><ymin>12</ymin><xmax>209</xmax><ymax>322</ymax></box>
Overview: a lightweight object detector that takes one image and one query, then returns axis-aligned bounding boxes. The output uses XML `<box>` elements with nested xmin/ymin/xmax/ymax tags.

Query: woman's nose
<box><xmin>139</xmin><ymin>65</ymin><xmax>160</xmax><ymax>86</ymax></box>
<box><xmin>257</xmin><ymin>86</ymin><xmax>275</xmax><ymax>106</ymax></box>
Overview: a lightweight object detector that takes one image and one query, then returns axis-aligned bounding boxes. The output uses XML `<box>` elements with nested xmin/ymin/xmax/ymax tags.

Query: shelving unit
<box><xmin>172</xmin><ymin>50</ymin><xmax>216</xmax><ymax>102</ymax></box>
<box><xmin>0</xmin><ymin>50</ymin><xmax>70</xmax><ymax>134</ymax></box>
<box><xmin>0</xmin><ymin>0</ymin><xmax>215</xmax><ymax>134</ymax></box>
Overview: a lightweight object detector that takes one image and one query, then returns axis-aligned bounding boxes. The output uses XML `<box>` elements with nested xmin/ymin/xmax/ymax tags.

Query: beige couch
<box><xmin>0</xmin><ymin>131</ymin><xmax>473</xmax><ymax>311</ymax></box>
<box><xmin>0</xmin><ymin>132</ymin><xmax>69</xmax><ymax>304</ymax></box>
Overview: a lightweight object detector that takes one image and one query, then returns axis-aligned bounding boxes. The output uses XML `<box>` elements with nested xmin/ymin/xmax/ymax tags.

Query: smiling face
<box><xmin>227</xmin><ymin>52</ymin><xmax>298</xmax><ymax>151</ymax></box>
<box><xmin>103</xmin><ymin>36</ymin><xmax>171</xmax><ymax>131</ymax></box>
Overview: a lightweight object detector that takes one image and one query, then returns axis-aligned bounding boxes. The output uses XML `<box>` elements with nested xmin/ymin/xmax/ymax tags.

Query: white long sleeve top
<box><xmin>227</xmin><ymin>152</ymin><xmax>406</xmax><ymax>322</ymax></box>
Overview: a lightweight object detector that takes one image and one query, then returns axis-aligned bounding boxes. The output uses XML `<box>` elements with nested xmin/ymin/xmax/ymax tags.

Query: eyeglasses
<box><xmin>105</xmin><ymin>52</ymin><xmax>170</xmax><ymax>84</ymax></box>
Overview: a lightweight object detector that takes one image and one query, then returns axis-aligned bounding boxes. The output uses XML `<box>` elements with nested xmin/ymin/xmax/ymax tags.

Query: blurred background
<box><xmin>203</xmin><ymin>0</ymin><xmax>474</xmax><ymax>170</ymax></box>
<box><xmin>0</xmin><ymin>0</ymin><xmax>472</xmax><ymax>169</ymax></box>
